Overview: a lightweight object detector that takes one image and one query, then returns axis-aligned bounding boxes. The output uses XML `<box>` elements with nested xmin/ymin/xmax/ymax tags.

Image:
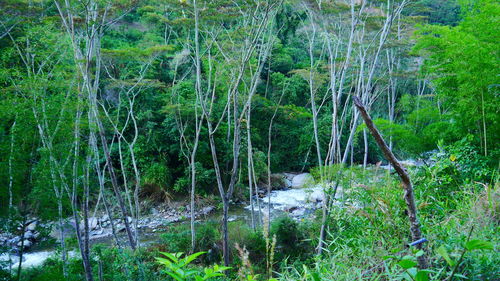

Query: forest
<box><xmin>0</xmin><ymin>0</ymin><xmax>498</xmax><ymax>280</ymax></box>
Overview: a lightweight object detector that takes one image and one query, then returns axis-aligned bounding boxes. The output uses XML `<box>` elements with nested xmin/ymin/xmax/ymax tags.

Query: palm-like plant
<box><xmin>156</xmin><ymin>251</ymin><xmax>230</xmax><ymax>281</ymax></box>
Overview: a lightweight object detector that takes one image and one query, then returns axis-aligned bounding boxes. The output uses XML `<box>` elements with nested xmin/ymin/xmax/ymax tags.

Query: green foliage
<box><xmin>414</xmin><ymin>136</ymin><xmax>497</xmax><ymax>216</ymax></box>
<box><xmin>156</xmin><ymin>252</ymin><xmax>230</xmax><ymax>281</ymax></box>
<box><xmin>407</xmin><ymin>0</ymin><xmax>462</xmax><ymax>26</ymax></box>
<box><xmin>414</xmin><ymin>0</ymin><xmax>500</xmax><ymax>156</ymax></box>
<box><xmin>271</xmin><ymin>216</ymin><xmax>314</xmax><ymax>261</ymax></box>
<box><xmin>160</xmin><ymin>226</ymin><xmax>193</xmax><ymax>254</ymax></box>
<box><xmin>0</xmin><ymin>1</ymin><xmax>498</xmax><ymax>280</ymax></box>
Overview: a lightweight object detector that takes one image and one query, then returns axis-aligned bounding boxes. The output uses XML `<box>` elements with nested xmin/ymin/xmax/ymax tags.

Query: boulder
<box><xmin>24</xmin><ymin>231</ymin><xmax>35</xmax><ymax>240</ymax></box>
<box><xmin>291</xmin><ymin>173</ymin><xmax>314</xmax><ymax>189</ymax></box>
<box><xmin>291</xmin><ymin>208</ymin><xmax>306</xmax><ymax>217</ymax></box>
<box><xmin>269</xmin><ymin>173</ymin><xmax>286</xmax><ymax>189</ymax></box>
<box><xmin>100</xmin><ymin>215</ymin><xmax>109</xmax><ymax>222</ymax></box>
<box><xmin>26</xmin><ymin>221</ymin><xmax>37</xmax><ymax>231</ymax></box>
<box><xmin>308</xmin><ymin>188</ymin><xmax>324</xmax><ymax>202</ymax></box>
<box><xmin>17</xmin><ymin>239</ymin><xmax>32</xmax><ymax>248</ymax></box>
<box><xmin>200</xmin><ymin>206</ymin><xmax>215</xmax><ymax>215</ymax></box>
<box><xmin>88</xmin><ymin>217</ymin><xmax>98</xmax><ymax>230</ymax></box>
<box><xmin>117</xmin><ymin>224</ymin><xmax>126</xmax><ymax>232</ymax></box>
<box><xmin>9</xmin><ymin>236</ymin><xmax>21</xmax><ymax>245</ymax></box>
<box><xmin>80</xmin><ymin>217</ymin><xmax>98</xmax><ymax>230</ymax></box>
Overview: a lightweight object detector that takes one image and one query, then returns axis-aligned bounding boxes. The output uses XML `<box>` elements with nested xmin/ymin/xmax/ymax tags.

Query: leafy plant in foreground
<box><xmin>156</xmin><ymin>251</ymin><xmax>230</xmax><ymax>281</ymax></box>
<box><xmin>395</xmin><ymin>227</ymin><xmax>494</xmax><ymax>281</ymax></box>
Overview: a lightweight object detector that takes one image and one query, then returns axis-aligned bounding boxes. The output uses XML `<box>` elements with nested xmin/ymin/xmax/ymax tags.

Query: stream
<box><xmin>1</xmin><ymin>172</ymin><xmax>329</xmax><ymax>270</ymax></box>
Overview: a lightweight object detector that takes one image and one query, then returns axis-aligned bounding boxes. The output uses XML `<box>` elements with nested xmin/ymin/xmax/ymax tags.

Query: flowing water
<box><xmin>1</xmin><ymin>183</ymin><xmax>322</xmax><ymax>270</ymax></box>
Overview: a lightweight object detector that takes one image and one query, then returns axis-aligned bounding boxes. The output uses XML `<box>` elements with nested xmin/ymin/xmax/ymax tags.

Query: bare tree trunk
<box><xmin>93</xmin><ymin>113</ymin><xmax>136</xmax><ymax>250</ymax></box>
<box><xmin>16</xmin><ymin>216</ymin><xmax>27</xmax><ymax>281</ymax></box>
<box><xmin>353</xmin><ymin>96</ymin><xmax>428</xmax><ymax>269</ymax></box>
<box><xmin>82</xmin><ymin>157</ymin><xmax>93</xmax><ymax>281</ymax></box>
<box><xmin>90</xmin><ymin>130</ymin><xmax>121</xmax><ymax>247</ymax></box>
<box><xmin>247</xmin><ymin>109</ymin><xmax>256</xmax><ymax>231</ymax></box>
<box><xmin>190</xmin><ymin>0</ymin><xmax>204</xmax><ymax>250</ymax></box>
<box><xmin>222</xmin><ymin>198</ymin><xmax>230</xmax><ymax>266</ymax></box>
<box><xmin>8</xmin><ymin>119</ymin><xmax>15</xmax><ymax>216</ymax></box>
<box><xmin>363</xmin><ymin>128</ymin><xmax>368</xmax><ymax>168</ymax></box>
<box><xmin>7</xmin><ymin>119</ymin><xmax>16</xmax><ymax>276</ymax></box>
<box><xmin>266</xmin><ymin>83</ymin><xmax>286</xmax><ymax>232</ymax></box>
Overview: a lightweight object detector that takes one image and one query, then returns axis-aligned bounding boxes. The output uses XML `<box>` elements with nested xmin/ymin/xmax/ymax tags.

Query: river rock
<box><xmin>291</xmin><ymin>173</ymin><xmax>314</xmax><ymax>188</ymax></box>
<box><xmin>17</xmin><ymin>239</ymin><xmax>32</xmax><ymax>248</ymax></box>
<box><xmin>26</xmin><ymin>221</ymin><xmax>37</xmax><ymax>231</ymax></box>
<box><xmin>80</xmin><ymin>217</ymin><xmax>98</xmax><ymax>230</ymax></box>
<box><xmin>268</xmin><ymin>173</ymin><xmax>287</xmax><ymax>189</ymax></box>
<box><xmin>24</xmin><ymin>231</ymin><xmax>35</xmax><ymax>240</ymax></box>
<box><xmin>308</xmin><ymin>188</ymin><xmax>324</xmax><ymax>203</ymax></box>
<box><xmin>9</xmin><ymin>236</ymin><xmax>21</xmax><ymax>245</ymax></box>
<box><xmin>200</xmin><ymin>206</ymin><xmax>214</xmax><ymax>215</ymax></box>
<box><xmin>101</xmin><ymin>215</ymin><xmax>109</xmax><ymax>222</ymax></box>
<box><xmin>90</xmin><ymin>228</ymin><xmax>104</xmax><ymax>236</ymax></box>
<box><xmin>291</xmin><ymin>208</ymin><xmax>306</xmax><ymax>217</ymax></box>
<box><xmin>117</xmin><ymin>224</ymin><xmax>125</xmax><ymax>232</ymax></box>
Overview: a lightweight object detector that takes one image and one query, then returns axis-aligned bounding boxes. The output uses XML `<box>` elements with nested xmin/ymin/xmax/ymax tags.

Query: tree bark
<box><xmin>353</xmin><ymin>96</ymin><xmax>428</xmax><ymax>269</ymax></box>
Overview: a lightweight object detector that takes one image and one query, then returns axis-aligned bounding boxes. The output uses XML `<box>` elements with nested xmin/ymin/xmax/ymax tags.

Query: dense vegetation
<box><xmin>0</xmin><ymin>0</ymin><xmax>498</xmax><ymax>280</ymax></box>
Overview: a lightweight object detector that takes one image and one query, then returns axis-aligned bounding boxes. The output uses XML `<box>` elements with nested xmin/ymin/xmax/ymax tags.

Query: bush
<box><xmin>271</xmin><ymin>216</ymin><xmax>314</xmax><ymax>261</ymax></box>
<box><xmin>159</xmin><ymin>221</ymin><xmax>222</xmax><ymax>264</ymax></box>
<box><xmin>196</xmin><ymin>221</ymin><xmax>221</xmax><ymax>264</ymax></box>
<box><xmin>228</xmin><ymin>222</ymin><xmax>266</xmax><ymax>269</ymax></box>
<box><xmin>160</xmin><ymin>225</ymin><xmax>192</xmax><ymax>254</ymax></box>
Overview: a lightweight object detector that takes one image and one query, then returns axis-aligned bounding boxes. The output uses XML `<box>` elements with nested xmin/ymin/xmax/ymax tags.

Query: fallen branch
<box><xmin>353</xmin><ymin>96</ymin><xmax>428</xmax><ymax>269</ymax></box>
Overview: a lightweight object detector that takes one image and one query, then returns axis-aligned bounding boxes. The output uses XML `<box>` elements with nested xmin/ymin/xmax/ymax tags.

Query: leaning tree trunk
<box><xmin>353</xmin><ymin>96</ymin><xmax>428</xmax><ymax>269</ymax></box>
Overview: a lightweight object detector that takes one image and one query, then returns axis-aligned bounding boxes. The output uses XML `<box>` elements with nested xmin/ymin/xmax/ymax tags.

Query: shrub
<box><xmin>160</xmin><ymin>225</ymin><xmax>192</xmax><ymax>254</ymax></box>
<box><xmin>271</xmin><ymin>216</ymin><xmax>313</xmax><ymax>261</ymax></box>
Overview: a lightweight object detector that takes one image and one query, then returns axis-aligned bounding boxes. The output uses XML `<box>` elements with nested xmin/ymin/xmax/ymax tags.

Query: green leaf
<box><xmin>311</xmin><ymin>272</ymin><xmax>321</xmax><ymax>281</ymax></box>
<box><xmin>398</xmin><ymin>259</ymin><xmax>418</xmax><ymax>269</ymax></box>
<box><xmin>465</xmin><ymin>240</ymin><xmax>493</xmax><ymax>251</ymax></box>
<box><xmin>159</xmin><ymin>252</ymin><xmax>180</xmax><ymax>263</ymax></box>
<box><xmin>164</xmin><ymin>271</ymin><xmax>183</xmax><ymax>281</ymax></box>
<box><xmin>436</xmin><ymin>245</ymin><xmax>454</xmax><ymax>267</ymax></box>
<box><xmin>183</xmin><ymin>251</ymin><xmax>206</xmax><ymax>265</ymax></box>
<box><xmin>415</xmin><ymin>271</ymin><xmax>429</xmax><ymax>281</ymax></box>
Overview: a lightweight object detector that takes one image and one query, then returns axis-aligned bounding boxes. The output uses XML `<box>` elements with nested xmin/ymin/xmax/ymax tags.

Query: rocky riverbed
<box><xmin>0</xmin><ymin>171</ymin><xmax>343</xmax><ymax>269</ymax></box>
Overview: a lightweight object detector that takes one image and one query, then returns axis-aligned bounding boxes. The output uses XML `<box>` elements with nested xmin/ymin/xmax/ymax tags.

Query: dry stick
<box><xmin>353</xmin><ymin>96</ymin><xmax>428</xmax><ymax>269</ymax></box>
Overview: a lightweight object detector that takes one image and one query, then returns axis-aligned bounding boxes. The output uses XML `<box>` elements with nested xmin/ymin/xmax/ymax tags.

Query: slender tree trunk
<box><xmin>82</xmin><ymin>158</ymin><xmax>93</xmax><ymax>281</ymax></box>
<box><xmin>93</xmin><ymin>110</ymin><xmax>136</xmax><ymax>250</ymax></box>
<box><xmin>16</xmin><ymin>217</ymin><xmax>27</xmax><ymax>281</ymax></box>
<box><xmin>247</xmin><ymin>109</ymin><xmax>256</xmax><ymax>231</ymax></box>
<box><xmin>8</xmin><ymin>120</ymin><xmax>15</xmax><ymax>216</ymax></box>
<box><xmin>206</xmin><ymin>124</ymin><xmax>231</xmax><ymax>266</ymax></box>
<box><xmin>363</xmin><ymin>128</ymin><xmax>368</xmax><ymax>168</ymax></box>
<box><xmin>222</xmin><ymin>198</ymin><xmax>230</xmax><ymax>266</ymax></box>
<box><xmin>7</xmin><ymin>119</ymin><xmax>16</xmax><ymax>276</ymax></box>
